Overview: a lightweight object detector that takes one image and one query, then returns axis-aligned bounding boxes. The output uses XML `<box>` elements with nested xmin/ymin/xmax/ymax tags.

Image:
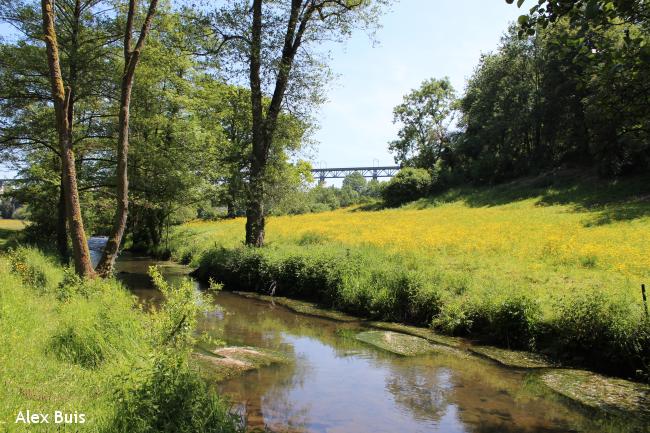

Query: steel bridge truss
<box><xmin>311</xmin><ymin>166</ymin><xmax>400</xmax><ymax>182</ymax></box>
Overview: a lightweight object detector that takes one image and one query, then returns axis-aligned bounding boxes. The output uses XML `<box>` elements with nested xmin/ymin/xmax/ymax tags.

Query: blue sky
<box><xmin>0</xmin><ymin>0</ymin><xmax>525</xmax><ymax>178</ymax></box>
<box><xmin>311</xmin><ymin>0</ymin><xmax>523</xmax><ymax>169</ymax></box>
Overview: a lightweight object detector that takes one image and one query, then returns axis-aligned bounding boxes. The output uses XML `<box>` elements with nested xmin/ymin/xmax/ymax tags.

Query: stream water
<box><xmin>89</xmin><ymin>241</ymin><xmax>636</xmax><ymax>433</ymax></box>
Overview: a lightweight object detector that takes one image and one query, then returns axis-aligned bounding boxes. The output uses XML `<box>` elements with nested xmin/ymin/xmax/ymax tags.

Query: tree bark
<box><xmin>56</xmin><ymin>174</ymin><xmax>70</xmax><ymax>264</ymax></box>
<box><xmin>41</xmin><ymin>0</ymin><xmax>94</xmax><ymax>277</ymax></box>
<box><xmin>96</xmin><ymin>0</ymin><xmax>158</xmax><ymax>277</ymax></box>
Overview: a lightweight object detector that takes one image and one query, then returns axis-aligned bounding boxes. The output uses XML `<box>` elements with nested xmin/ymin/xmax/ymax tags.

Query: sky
<box><xmin>310</xmin><ymin>0</ymin><xmax>524</xmax><ymax>169</ymax></box>
<box><xmin>0</xmin><ymin>0</ymin><xmax>525</xmax><ymax>178</ymax></box>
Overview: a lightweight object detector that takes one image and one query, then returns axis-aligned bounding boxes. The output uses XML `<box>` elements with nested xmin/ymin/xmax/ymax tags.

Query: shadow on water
<box><xmin>110</xmin><ymin>250</ymin><xmax>646</xmax><ymax>433</ymax></box>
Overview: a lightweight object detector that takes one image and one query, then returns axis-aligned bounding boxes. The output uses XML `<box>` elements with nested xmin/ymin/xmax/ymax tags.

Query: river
<box><xmin>88</xmin><ymin>241</ymin><xmax>635</xmax><ymax>433</ymax></box>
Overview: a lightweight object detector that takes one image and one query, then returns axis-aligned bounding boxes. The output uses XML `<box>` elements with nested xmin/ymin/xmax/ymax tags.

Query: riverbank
<box><xmin>171</xmin><ymin>175</ymin><xmax>650</xmax><ymax>382</ymax></box>
<box><xmin>0</xmin><ymin>246</ymin><xmax>241</xmax><ymax>432</ymax></box>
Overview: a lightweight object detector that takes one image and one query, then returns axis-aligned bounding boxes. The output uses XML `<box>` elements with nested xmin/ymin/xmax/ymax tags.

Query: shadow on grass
<box><xmin>350</xmin><ymin>202</ymin><xmax>386</xmax><ymax>212</ymax></box>
<box><xmin>407</xmin><ymin>171</ymin><xmax>650</xmax><ymax>226</ymax></box>
<box><xmin>0</xmin><ymin>228</ymin><xmax>20</xmax><ymax>245</ymax></box>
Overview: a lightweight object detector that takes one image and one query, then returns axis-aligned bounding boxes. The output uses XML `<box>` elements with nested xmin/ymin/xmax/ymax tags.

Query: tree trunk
<box><xmin>95</xmin><ymin>69</ymin><xmax>133</xmax><ymax>276</ymax></box>
<box><xmin>96</xmin><ymin>0</ymin><xmax>158</xmax><ymax>277</ymax></box>
<box><xmin>56</xmin><ymin>174</ymin><xmax>69</xmax><ymax>264</ymax></box>
<box><xmin>41</xmin><ymin>0</ymin><xmax>94</xmax><ymax>277</ymax></box>
<box><xmin>245</xmin><ymin>0</ymin><xmax>266</xmax><ymax>246</ymax></box>
<box><xmin>245</xmin><ymin>159</ymin><xmax>266</xmax><ymax>246</ymax></box>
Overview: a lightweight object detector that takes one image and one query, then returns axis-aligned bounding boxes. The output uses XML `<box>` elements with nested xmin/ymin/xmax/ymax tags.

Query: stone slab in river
<box><xmin>355</xmin><ymin>330</ymin><xmax>439</xmax><ymax>356</ymax></box>
<box><xmin>542</xmin><ymin>369</ymin><xmax>650</xmax><ymax>421</ymax></box>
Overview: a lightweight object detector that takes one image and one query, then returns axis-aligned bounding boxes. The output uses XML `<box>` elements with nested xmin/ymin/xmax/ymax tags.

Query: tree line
<box><xmin>388</xmin><ymin>0</ymin><xmax>650</xmax><ymax>197</ymax></box>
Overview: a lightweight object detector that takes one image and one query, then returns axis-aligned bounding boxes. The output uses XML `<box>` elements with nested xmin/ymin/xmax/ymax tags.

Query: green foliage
<box><xmin>382</xmin><ymin>168</ymin><xmax>432</xmax><ymax>206</ymax></box>
<box><xmin>549</xmin><ymin>291</ymin><xmax>650</xmax><ymax>376</ymax></box>
<box><xmin>393</xmin><ymin>14</ymin><xmax>650</xmax><ymax>184</ymax></box>
<box><xmin>1</xmin><ymin>247</ymin><xmax>241</xmax><ymax>432</ymax></box>
<box><xmin>111</xmin><ymin>353</ymin><xmax>240</xmax><ymax>433</ymax></box>
<box><xmin>389</xmin><ymin>77</ymin><xmax>457</xmax><ymax>169</ymax></box>
<box><xmin>148</xmin><ymin>266</ymin><xmax>206</xmax><ymax>349</ymax></box>
<box><xmin>49</xmin><ymin>279</ymin><xmax>144</xmax><ymax>369</ymax></box>
<box><xmin>110</xmin><ymin>267</ymin><xmax>242</xmax><ymax>433</ymax></box>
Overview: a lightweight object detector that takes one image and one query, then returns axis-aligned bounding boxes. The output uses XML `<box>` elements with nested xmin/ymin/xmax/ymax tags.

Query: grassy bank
<box><xmin>0</xmin><ymin>246</ymin><xmax>241</xmax><ymax>432</ymax></box>
<box><xmin>171</xmin><ymin>175</ymin><xmax>650</xmax><ymax>381</ymax></box>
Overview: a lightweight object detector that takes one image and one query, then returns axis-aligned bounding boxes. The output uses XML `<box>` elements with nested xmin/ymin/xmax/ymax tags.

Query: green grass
<box><xmin>171</xmin><ymin>174</ymin><xmax>650</xmax><ymax>381</ymax></box>
<box><xmin>0</xmin><ymin>219</ymin><xmax>26</xmax><ymax>248</ymax></box>
<box><xmin>0</xmin><ymin>247</ymin><xmax>241</xmax><ymax>432</ymax></box>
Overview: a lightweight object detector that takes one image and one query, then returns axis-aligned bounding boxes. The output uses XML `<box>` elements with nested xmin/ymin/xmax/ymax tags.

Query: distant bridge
<box><xmin>311</xmin><ymin>166</ymin><xmax>400</xmax><ymax>182</ymax></box>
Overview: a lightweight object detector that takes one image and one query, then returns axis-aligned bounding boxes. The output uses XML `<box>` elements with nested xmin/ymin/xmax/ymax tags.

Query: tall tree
<box><xmin>96</xmin><ymin>0</ymin><xmax>158</xmax><ymax>276</ymax></box>
<box><xmin>40</xmin><ymin>0</ymin><xmax>95</xmax><ymax>276</ymax></box>
<box><xmin>207</xmin><ymin>0</ymin><xmax>387</xmax><ymax>246</ymax></box>
<box><xmin>2</xmin><ymin>0</ymin><xmax>117</xmax><ymax>264</ymax></box>
<box><xmin>389</xmin><ymin>78</ymin><xmax>456</xmax><ymax>169</ymax></box>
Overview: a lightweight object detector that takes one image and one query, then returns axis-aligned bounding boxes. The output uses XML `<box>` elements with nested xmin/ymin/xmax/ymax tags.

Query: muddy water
<box><xmin>108</xmin><ymin>250</ymin><xmax>633</xmax><ymax>433</ymax></box>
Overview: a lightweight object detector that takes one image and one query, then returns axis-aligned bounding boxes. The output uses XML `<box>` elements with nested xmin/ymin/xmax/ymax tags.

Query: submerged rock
<box><xmin>541</xmin><ymin>369</ymin><xmax>650</xmax><ymax>420</ymax></box>
<box><xmin>194</xmin><ymin>346</ymin><xmax>289</xmax><ymax>381</ymax></box>
<box><xmin>355</xmin><ymin>330</ymin><xmax>440</xmax><ymax>356</ymax></box>
<box><xmin>469</xmin><ymin>346</ymin><xmax>555</xmax><ymax>369</ymax></box>
<box><xmin>233</xmin><ymin>291</ymin><xmax>359</xmax><ymax>322</ymax></box>
<box><xmin>368</xmin><ymin>321</ymin><xmax>464</xmax><ymax>348</ymax></box>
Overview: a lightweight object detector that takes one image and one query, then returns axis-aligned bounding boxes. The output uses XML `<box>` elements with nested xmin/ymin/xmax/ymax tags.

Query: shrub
<box><xmin>433</xmin><ymin>294</ymin><xmax>540</xmax><ymax>349</ymax></box>
<box><xmin>367</xmin><ymin>269</ymin><xmax>442</xmax><ymax>324</ymax></box>
<box><xmin>110</xmin><ymin>267</ymin><xmax>242</xmax><ymax>433</ymax></box>
<box><xmin>549</xmin><ymin>291</ymin><xmax>647</xmax><ymax>375</ymax></box>
<box><xmin>111</xmin><ymin>353</ymin><xmax>241</xmax><ymax>433</ymax></box>
<box><xmin>382</xmin><ymin>168</ymin><xmax>432</xmax><ymax>207</ymax></box>
<box><xmin>488</xmin><ymin>295</ymin><xmax>540</xmax><ymax>349</ymax></box>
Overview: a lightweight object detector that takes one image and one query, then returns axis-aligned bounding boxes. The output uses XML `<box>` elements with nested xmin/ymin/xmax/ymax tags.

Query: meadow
<box><xmin>172</xmin><ymin>175</ymin><xmax>650</xmax><ymax>380</ymax></box>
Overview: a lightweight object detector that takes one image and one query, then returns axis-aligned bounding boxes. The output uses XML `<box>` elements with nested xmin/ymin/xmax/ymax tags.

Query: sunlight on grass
<box><xmin>178</xmin><ymin>192</ymin><xmax>650</xmax><ymax>305</ymax></box>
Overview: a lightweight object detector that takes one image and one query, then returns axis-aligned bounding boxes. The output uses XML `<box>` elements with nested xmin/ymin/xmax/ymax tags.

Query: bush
<box><xmin>548</xmin><ymin>292</ymin><xmax>647</xmax><ymax>375</ymax></box>
<box><xmin>433</xmin><ymin>294</ymin><xmax>540</xmax><ymax>349</ymax></box>
<box><xmin>110</xmin><ymin>267</ymin><xmax>242</xmax><ymax>433</ymax></box>
<box><xmin>366</xmin><ymin>269</ymin><xmax>442</xmax><ymax>324</ymax></box>
<box><xmin>488</xmin><ymin>295</ymin><xmax>540</xmax><ymax>349</ymax></box>
<box><xmin>382</xmin><ymin>168</ymin><xmax>432</xmax><ymax>207</ymax></box>
<box><xmin>112</xmin><ymin>353</ymin><xmax>241</xmax><ymax>433</ymax></box>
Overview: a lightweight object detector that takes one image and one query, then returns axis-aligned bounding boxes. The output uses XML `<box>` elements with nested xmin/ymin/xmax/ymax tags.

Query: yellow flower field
<box><xmin>178</xmin><ymin>194</ymin><xmax>649</xmax><ymax>306</ymax></box>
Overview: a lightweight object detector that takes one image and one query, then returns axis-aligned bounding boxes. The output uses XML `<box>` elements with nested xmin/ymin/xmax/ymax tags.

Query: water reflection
<box><xmin>111</xmin><ymin>251</ymin><xmax>640</xmax><ymax>433</ymax></box>
<box><xmin>208</xmin><ymin>293</ymin><xmax>621</xmax><ymax>433</ymax></box>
